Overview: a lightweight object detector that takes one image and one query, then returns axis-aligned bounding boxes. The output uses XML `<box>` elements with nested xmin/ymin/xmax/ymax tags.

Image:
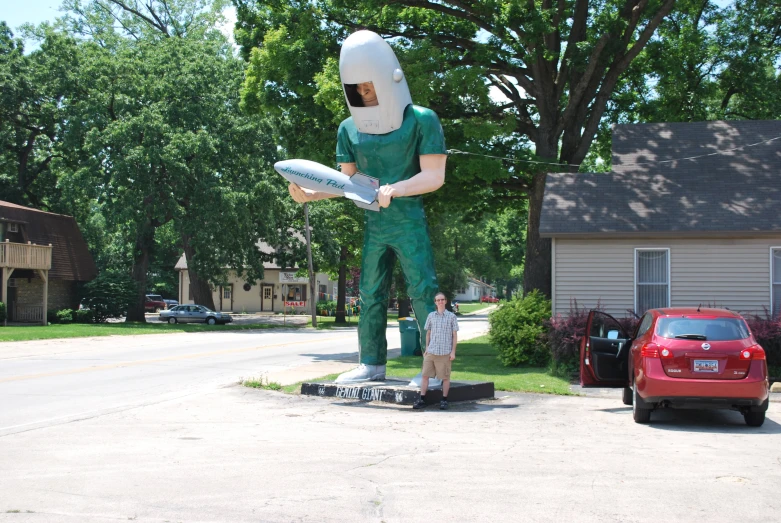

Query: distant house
<box><xmin>540</xmin><ymin>120</ymin><xmax>781</xmax><ymax>319</ymax></box>
<box><xmin>453</xmin><ymin>277</ymin><xmax>496</xmax><ymax>302</ymax></box>
<box><xmin>175</xmin><ymin>243</ymin><xmax>336</xmax><ymax>314</ymax></box>
<box><xmin>0</xmin><ymin>201</ymin><xmax>97</xmax><ymax>325</ymax></box>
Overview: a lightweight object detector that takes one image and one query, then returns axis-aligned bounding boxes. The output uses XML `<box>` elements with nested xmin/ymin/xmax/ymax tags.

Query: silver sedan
<box><xmin>159</xmin><ymin>305</ymin><xmax>233</xmax><ymax>325</ymax></box>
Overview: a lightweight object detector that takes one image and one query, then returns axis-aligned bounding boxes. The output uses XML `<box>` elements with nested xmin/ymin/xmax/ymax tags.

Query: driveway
<box><xmin>0</xmin><ymin>385</ymin><xmax>778</xmax><ymax>522</ymax></box>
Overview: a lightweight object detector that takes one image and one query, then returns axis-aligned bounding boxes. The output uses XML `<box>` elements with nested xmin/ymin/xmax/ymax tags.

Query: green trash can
<box><xmin>399</xmin><ymin>317</ymin><xmax>422</xmax><ymax>356</ymax></box>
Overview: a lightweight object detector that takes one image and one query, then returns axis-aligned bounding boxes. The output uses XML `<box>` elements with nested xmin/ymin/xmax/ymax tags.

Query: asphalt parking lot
<box><xmin>1</xmin><ymin>384</ymin><xmax>778</xmax><ymax>523</ymax></box>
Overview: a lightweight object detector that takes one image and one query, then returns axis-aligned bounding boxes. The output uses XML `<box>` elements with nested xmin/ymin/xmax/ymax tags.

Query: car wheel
<box><xmin>744</xmin><ymin>410</ymin><xmax>765</xmax><ymax>427</ymax></box>
<box><xmin>632</xmin><ymin>380</ymin><xmax>651</xmax><ymax>424</ymax></box>
<box><xmin>206</xmin><ymin>317</ymin><xmax>216</xmax><ymax>325</ymax></box>
<box><xmin>168</xmin><ymin>317</ymin><xmax>177</xmax><ymax>324</ymax></box>
<box><xmin>622</xmin><ymin>386</ymin><xmax>632</xmax><ymax>406</ymax></box>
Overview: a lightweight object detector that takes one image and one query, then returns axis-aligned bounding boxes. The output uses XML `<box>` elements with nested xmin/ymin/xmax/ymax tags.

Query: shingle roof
<box><xmin>0</xmin><ymin>201</ymin><xmax>97</xmax><ymax>281</ymax></box>
<box><xmin>540</xmin><ymin>120</ymin><xmax>781</xmax><ymax>237</ymax></box>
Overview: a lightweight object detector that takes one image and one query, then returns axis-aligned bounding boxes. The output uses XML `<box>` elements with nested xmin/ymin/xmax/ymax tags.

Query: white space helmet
<box><xmin>339</xmin><ymin>30</ymin><xmax>413</xmax><ymax>135</ymax></box>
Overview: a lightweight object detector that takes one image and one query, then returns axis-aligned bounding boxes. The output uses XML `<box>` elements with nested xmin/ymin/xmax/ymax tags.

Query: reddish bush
<box><xmin>544</xmin><ymin>300</ymin><xmax>640</xmax><ymax>376</ymax></box>
<box><xmin>744</xmin><ymin>310</ymin><xmax>781</xmax><ymax>373</ymax></box>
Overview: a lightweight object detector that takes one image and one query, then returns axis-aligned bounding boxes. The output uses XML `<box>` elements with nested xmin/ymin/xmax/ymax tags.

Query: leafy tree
<box><xmin>52</xmin><ymin>0</ymin><xmax>287</xmax><ymax>321</ymax></box>
<box><xmin>234</xmin><ymin>0</ymin><xmax>678</xmax><ymax>297</ymax></box>
<box><xmin>0</xmin><ymin>23</ymin><xmax>78</xmax><ymax>208</ymax></box>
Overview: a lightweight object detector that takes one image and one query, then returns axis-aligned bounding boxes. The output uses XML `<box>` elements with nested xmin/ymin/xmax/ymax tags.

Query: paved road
<box><xmin>0</xmin><ymin>313</ymin><xmax>490</xmax><ymax>438</ymax></box>
<box><xmin>1</xmin><ymin>310</ymin><xmax>779</xmax><ymax>522</ymax></box>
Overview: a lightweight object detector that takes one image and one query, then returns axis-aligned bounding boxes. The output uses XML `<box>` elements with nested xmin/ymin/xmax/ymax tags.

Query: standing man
<box><xmin>413</xmin><ymin>292</ymin><xmax>459</xmax><ymax>410</ymax></box>
<box><xmin>287</xmin><ymin>30</ymin><xmax>447</xmax><ymax>383</ymax></box>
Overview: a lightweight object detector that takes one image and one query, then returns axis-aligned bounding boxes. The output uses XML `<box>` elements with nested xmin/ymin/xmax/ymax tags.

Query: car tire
<box><xmin>622</xmin><ymin>386</ymin><xmax>633</xmax><ymax>406</ymax></box>
<box><xmin>168</xmin><ymin>317</ymin><xmax>177</xmax><ymax>324</ymax></box>
<box><xmin>206</xmin><ymin>317</ymin><xmax>216</xmax><ymax>325</ymax></box>
<box><xmin>632</xmin><ymin>380</ymin><xmax>652</xmax><ymax>424</ymax></box>
<box><xmin>744</xmin><ymin>410</ymin><xmax>765</xmax><ymax>427</ymax></box>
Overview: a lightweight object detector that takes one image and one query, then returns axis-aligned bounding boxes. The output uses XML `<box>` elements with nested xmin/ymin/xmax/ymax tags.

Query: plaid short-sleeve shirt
<box><xmin>424</xmin><ymin>310</ymin><xmax>459</xmax><ymax>355</ymax></box>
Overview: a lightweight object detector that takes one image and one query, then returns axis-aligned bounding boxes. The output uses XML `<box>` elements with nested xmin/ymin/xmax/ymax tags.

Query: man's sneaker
<box><xmin>412</xmin><ymin>399</ymin><xmax>427</xmax><ymax>410</ymax></box>
<box><xmin>439</xmin><ymin>400</ymin><xmax>448</xmax><ymax>410</ymax></box>
<box><xmin>334</xmin><ymin>364</ymin><xmax>386</xmax><ymax>383</ymax></box>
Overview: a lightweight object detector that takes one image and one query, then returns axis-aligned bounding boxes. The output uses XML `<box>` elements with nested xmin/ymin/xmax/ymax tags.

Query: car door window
<box><xmin>636</xmin><ymin>313</ymin><xmax>653</xmax><ymax>338</ymax></box>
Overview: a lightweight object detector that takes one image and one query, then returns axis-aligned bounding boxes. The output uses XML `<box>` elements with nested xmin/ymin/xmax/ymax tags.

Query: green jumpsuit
<box><xmin>336</xmin><ymin>104</ymin><xmax>447</xmax><ymax>365</ymax></box>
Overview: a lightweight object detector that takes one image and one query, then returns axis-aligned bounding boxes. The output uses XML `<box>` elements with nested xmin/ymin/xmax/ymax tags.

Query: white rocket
<box><xmin>274</xmin><ymin>159</ymin><xmax>380</xmax><ymax>211</ymax></box>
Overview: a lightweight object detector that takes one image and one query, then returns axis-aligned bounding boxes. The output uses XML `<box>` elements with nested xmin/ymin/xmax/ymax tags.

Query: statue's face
<box><xmin>357</xmin><ymin>82</ymin><xmax>378</xmax><ymax>107</ymax></box>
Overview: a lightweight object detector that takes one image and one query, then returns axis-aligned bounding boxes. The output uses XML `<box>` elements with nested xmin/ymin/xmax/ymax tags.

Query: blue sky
<box><xmin>1</xmin><ymin>0</ymin><xmax>65</xmax><ymax>32</ymax></box>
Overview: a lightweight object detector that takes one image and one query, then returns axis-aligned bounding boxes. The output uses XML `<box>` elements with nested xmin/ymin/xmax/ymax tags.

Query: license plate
<box><xmin>694</xmin><ymin>360</ymin><xmax>718</xmax><ymax>372</ymax></box>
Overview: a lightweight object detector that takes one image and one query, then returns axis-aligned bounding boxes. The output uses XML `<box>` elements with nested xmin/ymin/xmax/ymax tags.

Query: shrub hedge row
<box><xmin>489</xmin><ymin>295</ymin><xmax>780</xmax><ymax>376</ymax></box>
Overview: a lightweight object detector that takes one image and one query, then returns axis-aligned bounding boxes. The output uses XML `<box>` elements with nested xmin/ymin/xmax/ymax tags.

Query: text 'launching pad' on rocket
<box><xmin>274</xmin><ymin>159</ymin><xmax>380</xmax><ymax>211</ymax></box>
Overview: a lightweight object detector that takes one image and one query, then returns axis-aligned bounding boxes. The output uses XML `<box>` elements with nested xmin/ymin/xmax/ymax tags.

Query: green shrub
<box><xmin>56</xmin><ymin>309</ymin><xmax>74</xmax><ymax>324</ymax></box>
<box><xmin>81</xmin><ymin>272</ymin><xmax>137</xmax><ymax>323</ymax></box>
<box><xmin>73</xmin><ymin>308</ymin><xmax>95</xmax><ymax>324</ymax></box>
<box><xmin>489</xmin><ymin>290</ymin><xmax>552</xmax><ymax>367</ymax></box>
<box><xmin>0</xmin><ymin>301</ymin><xmax>6</xmax><ymax>324</ymax></box>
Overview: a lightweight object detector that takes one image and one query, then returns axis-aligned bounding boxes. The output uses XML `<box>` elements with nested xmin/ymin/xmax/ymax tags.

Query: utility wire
<box><xmin>447</xmin><ymin>134</ymin><xmax>781</xmax><ymax>168</ymax></box>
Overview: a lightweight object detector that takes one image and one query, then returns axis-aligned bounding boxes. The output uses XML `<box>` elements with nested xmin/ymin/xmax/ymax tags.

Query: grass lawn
<box><xmin>275</xmin><ymin>335</ymin><xmax>573</xmax><ymax>395</ymax></box>
<box><xmin>0</xmin><ymin>321</ymin><xmax>287</xmax><ymax>342</ymax></box>
<box><xmin>457</xmin><ymin>302</ymin><xmax>494</xmax><ymax>314</ymax></box>
<box><xmin>308</xmin><ymin>312</ymin><xmax>400</xmax><ymax>329</ymax></box>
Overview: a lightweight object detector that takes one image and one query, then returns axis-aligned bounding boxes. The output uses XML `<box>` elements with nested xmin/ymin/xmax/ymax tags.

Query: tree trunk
<box><xmin>181</xmin><ymin>232</ymin><xmax>216</xmax><ymax>310</ymax></box>
<box><xmin>523</xmin><ymin>136</ymin><xmax>558</xmax><ymax>298</ymax></box>
<box><xmin>126</xmin><ymin>226</ymin><xmax>154</xmax><ymax>322</ymax></box>
<box><xmin>335</xmin><ymin>245</ymin><xmax>348</xmax><ymax>324</ymax></box>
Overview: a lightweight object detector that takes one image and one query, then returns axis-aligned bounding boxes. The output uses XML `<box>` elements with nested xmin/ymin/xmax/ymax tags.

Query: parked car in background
<box><xmin>480</xmin><ymin>295</ymin><xmax>499</xmax><ymax>303</ymax></box>
<box><xmin>159</xmin><ymin>305</ymin><xmax>232</xmax><ymax>325</ymax></box>
<box><xmin>581</xmin><ymin>308</ymin><xmax>769</xmax><ymax>426</ymax></box>
<box><xmin>145</xmin><ymin>294</ymin><xmax>167</xmax><ymax>312</ymax></box>
<box><xmin>163</xmin><ymin>298</ymin><xmax>179</xmax><ymax>309</ymax></box>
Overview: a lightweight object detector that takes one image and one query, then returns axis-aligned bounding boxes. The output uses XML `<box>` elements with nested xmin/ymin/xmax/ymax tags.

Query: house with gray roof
<box><xmin>540</xmin><ymin>120</ymin><xmax>781</xmax><ymax>318</ymax></box>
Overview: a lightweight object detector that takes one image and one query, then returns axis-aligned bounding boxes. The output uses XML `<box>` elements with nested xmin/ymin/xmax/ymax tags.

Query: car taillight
<box><xmin>659</xmin><ymin>347</ymin><xmax>674</xmax><ymax>358</ymax></box>
<box><xmin>641</xmin><ymin>344</ymin><xmax>659</xmax><ymax>358</ymax></box>
<box><xmin>740</xmin><ymin>345</ymin><xmax>766</xmax><ymax>360</ymax></box>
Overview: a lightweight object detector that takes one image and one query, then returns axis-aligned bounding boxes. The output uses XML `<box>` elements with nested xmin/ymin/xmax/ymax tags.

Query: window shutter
<box><xmin>302</xmin><ymin>285</ymin><xmax>307</xmax><ymax>302</ymax></box>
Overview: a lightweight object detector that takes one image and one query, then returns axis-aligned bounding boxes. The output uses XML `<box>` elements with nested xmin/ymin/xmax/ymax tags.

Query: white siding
<box><xmin>178</xmin><ymin>269</ymin><xmax>335</xmax><ymax>313</ymax></box>
<box><xmin>553</xmin><ymin>238</ymin><xmax>780</xmax><ymax>318</ymax></box>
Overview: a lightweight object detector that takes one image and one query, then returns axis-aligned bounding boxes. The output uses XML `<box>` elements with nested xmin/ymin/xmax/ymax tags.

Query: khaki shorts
<box><xmin>422</xmin><ymin>352</ymin><xmax>452</xmax><ymax>380</ymax></box>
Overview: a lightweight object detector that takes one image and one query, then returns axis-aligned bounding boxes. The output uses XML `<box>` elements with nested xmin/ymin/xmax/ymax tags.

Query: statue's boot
<box><xmin>334</xmin><ymin>364</ymin><xmax>386</xmax><ymax>383</ymax></box>
<box><xmin>408</xmin><ymin>372</ymin><xmax>442</xmax><ymax>389</ymax></box>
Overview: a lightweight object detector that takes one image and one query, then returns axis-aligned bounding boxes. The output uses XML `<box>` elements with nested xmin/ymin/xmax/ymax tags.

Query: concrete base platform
<box><xmin>300</xmin><ymin>378</ymin><xmax>494</xmax><ymax>405</ymax></box>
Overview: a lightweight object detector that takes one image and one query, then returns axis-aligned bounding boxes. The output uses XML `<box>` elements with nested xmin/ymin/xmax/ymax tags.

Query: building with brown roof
<box><xmin>0</xmin><ymin>201</ymin><xmax>97</xmax><ymax>325</ymax></box>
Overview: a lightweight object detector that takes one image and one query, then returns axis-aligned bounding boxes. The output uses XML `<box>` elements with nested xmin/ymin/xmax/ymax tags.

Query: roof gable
<box><xmin>0</xmin><ymin>201</ymin><xmax>97</xmax><ymax>281</ymax></box>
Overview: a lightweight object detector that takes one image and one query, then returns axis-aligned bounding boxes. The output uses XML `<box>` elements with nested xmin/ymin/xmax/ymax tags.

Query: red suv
<box><xmin>481</xmin><ymin>295</ymin><xmax>499</xmax><ymax>303</ymax></box>
<box><xmin>581</xmin><ymin>308</ymin><xmax>769</xmax><ymax>426</ymax></box>
<box><xmin>145</xmin><ymin>294</ymin><xmax>167</xmax><ymax>313</ymax></box>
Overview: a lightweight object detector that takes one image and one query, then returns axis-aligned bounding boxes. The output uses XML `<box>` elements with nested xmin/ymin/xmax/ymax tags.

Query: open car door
<box><xmin>580</xmin><ymin>311</ymin><xmax>631</xmax><ymax>387</ymax></box>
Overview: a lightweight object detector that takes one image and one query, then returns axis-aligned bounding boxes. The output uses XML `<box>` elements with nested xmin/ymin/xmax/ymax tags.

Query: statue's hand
<box><xmin>288</xmin><ymin>183</ymin><xmax>314</xmax><ymax>204</ymax></box>
<box><xmin>378</xmin><ymin>184</ymin><xmax>400</xmax><ymax>208</ymax></box>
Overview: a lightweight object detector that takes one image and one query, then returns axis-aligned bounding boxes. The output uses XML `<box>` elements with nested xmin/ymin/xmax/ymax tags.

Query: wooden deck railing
<box><xmin>14</xmin><ymin>305</ymin><xmax>43</xmax><ymax>322</ymax></box>
<box><xmin>0</xmin><ymin>240</ymin><xmax>52</xmax><ymax>270</ymax></box>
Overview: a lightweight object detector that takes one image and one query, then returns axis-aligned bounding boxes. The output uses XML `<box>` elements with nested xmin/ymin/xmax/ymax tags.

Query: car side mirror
<box><xmin>607</xmin><ymin>330</ymin><xmax>619</xmax><ymax>340</ymax></box>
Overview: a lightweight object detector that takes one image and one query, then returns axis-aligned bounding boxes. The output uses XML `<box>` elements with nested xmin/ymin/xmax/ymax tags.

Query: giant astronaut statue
<box><xmin>288</xmin><ymin>30</ymin><xmax>447</xmax><ymax>383</ymax></box>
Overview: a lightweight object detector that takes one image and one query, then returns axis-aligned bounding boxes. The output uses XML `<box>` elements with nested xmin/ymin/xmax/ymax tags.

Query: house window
<box><xmin>8</xmin><ymin>223</ymin><xmax>18</xmax><ymax>232</ymax></box>
<box><xmin>223</xmin><ymin>286</ymin><xmax>232</xmax><ymax>300</ymax></box>
<box><xmin>319</xmin><ymin>284</ymin><xmax>327</xmax><ymax>300</ymax></box>
<box><xmin>773</xmin><ymin>248</ymin><xmax>781</xmax><ymax>318</ymax></box>
<box><xmin>286</xmin><ymin>284</ymin><xmax>307</xmax><ymax>302</ymax></box>
<box><xmin>635</xmin><ymin>249</ymin><xmax>670</xmax><ymax>314</ymax></box>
